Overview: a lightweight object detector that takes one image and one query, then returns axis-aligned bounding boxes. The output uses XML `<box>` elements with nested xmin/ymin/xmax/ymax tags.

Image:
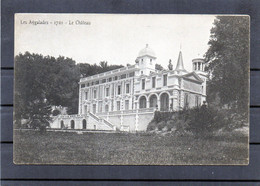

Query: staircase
<box><xmin>88</xmin><ymin>112</ymin><xmax>117</xmax><ymax>131</ymax></box>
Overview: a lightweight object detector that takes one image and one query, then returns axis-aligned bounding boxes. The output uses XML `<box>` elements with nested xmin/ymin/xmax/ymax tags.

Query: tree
<box><xmin>14</xmin><ymin>52</ymin><xmax>125</xmax><ymax>128</ymax></box>
<box><xmin>205</xmin><ymin>16</ymin><xmax>249</xmax><ymax>115</ymax></box>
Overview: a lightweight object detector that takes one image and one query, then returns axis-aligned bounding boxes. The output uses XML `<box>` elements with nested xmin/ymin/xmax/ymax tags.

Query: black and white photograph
<box><xmin>13</xmin><ymin>14</ymin><xmax>249</xmax><ymax>165</ymax></box>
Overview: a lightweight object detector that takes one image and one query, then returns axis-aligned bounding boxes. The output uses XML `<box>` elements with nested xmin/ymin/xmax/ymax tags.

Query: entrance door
<box><xmin>82</xmin><ymin>119</ymin><xmax>87</xmax><ymax>129</ymax></box>
<box><xmin>71</xmin><ymin>120</ymin><xmax>75</xmax><ymax>129</ymax></box>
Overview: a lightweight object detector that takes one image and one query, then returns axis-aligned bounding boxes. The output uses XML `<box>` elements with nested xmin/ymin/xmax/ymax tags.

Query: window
<box><xmin>195</xmin><ymin>95</ymin><xmax>199</xmax><ymax>107</ymax></box>
<box><xmin>163</xmin><ymin>74</ymin><xmax>168</xmax><ymax>86</ymax></box>
<box><xmin>142</xmin><ymin>79</ymin><xmax>145</xmax><ymax>90</ymax></box>
<box><xmin>85</xmin><ymin>91</ymin><xmax>88</xmax><ymax>100</ymax></box>
<box><xmin>87</xmin><ymin>83</ymin><xmax>90</xmax><ymax>87</ymax></box>
<box><xmin>117</xmin><ymin>101</ymin><xmax>120</xmax><ymax>111</ymax></box>
<box><xmin>93</xmin><ymin>90</ymin><xmax>97</xmax><ymax>99</ymax></box>
<box><xmin>126</xmin><ymin>84</ymin><xmax>130</xmax><ymax>94</ymax></box>
<box><xmin>118</xmin><ymin>85</ymin><xmax>121</xmax><ymax>95</ymax></box>
<box><xmin>106</xmin><ymin>87</ymin><xmax>110</xmax><ymax>97</ymax></box>
<box><xmin>105</xmin><ymin>105</ymin><xmax>109</xmax><ymax>112</ymax></box>
<box><xmin>150</xmin><ymin>59</ymin><xmax>152</xmax><ymax>65</ymax></box>
<box><xmin>152</xmin><ymin>77</ymin><xmax>156</xmax><ymax>88</ymax></box>
<box><xmin>114</xmin><ymin>76</ymin><xmax>118</xmax><ymax>81</ymax></box>
<box><xmin>121</xmin><ymin>74</ymin><xmax>126</xmax><ymax>79</ymax></box>
<box><xmin>81</xmin><ymin>84</ymin><xmax>85</xmax><ymax>88</ymax></box>
<box><xmin>198</xmin><ymin>63</ymin><xmax>201</xmax><ymax>70</ymax></box>
<box><xmin>141</xmin><ymin>71</ymin><xmax>143</xmax><ymax>75</ymax></box>
<box><xmin>92</xmin><ymin>82</ymin><xmax>94</xmax><ymax>86</ymax></box>
<box><xmin>125</xmin><ymin>100</ymin><xmax>129</xmax><ymax>110</ymax></box>
<box><xmin>184</xmin><ymin>93</ymin><xmax>189</xmax><ymax>108</ymax></box>
<box><xmin>98</xmin><ymin>101</ymin><xmax>102</xmax><ymax>113</ymax></box>
<box><xmin>129</xmin><ymin>72</ymin><xmax>135</xmax><ymax>77</ymax></box>
<box><xmin>102</xmin><ymin>79</ymin><xmax>106</xmax><ymax>83</ymax></box>
<box><xmin>93</xmin><ymin>104</ymin><xmax>96</xmax><ymax>114</ymax></box>
<box><xmin>95</xmin><ymin>80</ymin><xmax>99</xmax><ymax>85</ymax></box>
<box><xmin>109</xmin><ymin>77</ymin><xmax>112</xmax><ymax>82</ymax></box>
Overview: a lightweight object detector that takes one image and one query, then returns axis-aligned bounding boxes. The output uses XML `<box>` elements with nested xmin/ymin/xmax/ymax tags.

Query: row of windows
<box><xmin>141</xmin><ymin>74</ymin><xmax>168</xmax><ymax>90</ymax></box>
<box><xmin>92</xmin><ymin>100</ymin><xmax>130</xmax><ymax>113</ymax></box>
<box><xmin>81</xmin><ymin>72</ymin><xmax>135</xmax><ymax>88</ymax></box>
<box><xmin>137</xmin><ymin>58</ymin><xmax>153</xmax><ymax>64</ymax></box>
<box><xmin>85</xmin><ymin>83</ymin><xmax>131</xmax><ymax>100</ymax></box>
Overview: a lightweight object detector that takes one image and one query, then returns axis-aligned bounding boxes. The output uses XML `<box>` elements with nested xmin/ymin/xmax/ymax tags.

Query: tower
<box><xmin>135</xmin><ymin>44</ymin><xmax>156</xmax><ymax>76</ymax></box>
<box><xmin>192</xmin><ymin>58</ymin><xmax>207</xmax><ymax>76</ymax></box>
<box><xmin>192</xmin><ymin>58</ymin><xmax>207</xmax><ymax>103</ymax></box>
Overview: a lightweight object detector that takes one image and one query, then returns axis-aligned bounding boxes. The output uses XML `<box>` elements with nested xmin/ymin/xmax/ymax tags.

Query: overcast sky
<box><xmin>15</xmin><ymin>14</ymin><xmax>216</xmax><ymax>71</ymax></box>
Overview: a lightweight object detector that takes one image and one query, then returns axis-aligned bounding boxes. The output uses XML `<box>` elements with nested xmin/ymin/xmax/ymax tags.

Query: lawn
<box><xmin>13</xmin><ymin>130</ymin><xmax>248</xmax><ymax>165</ymax></box>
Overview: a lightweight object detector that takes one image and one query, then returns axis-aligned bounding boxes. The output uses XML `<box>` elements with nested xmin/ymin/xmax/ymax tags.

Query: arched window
<box><xmin>139</xmin><ymin>96</ymin><xmax>147</xmax><ymax>109</ymax></box>
<box><xmin>160</xmin><ymin>93</ymin><xmax>169</xmax><ymax>111</ymax></box>
<box><xmin>82</xmin><ymin>119</ymin><xmax>87</xmax><ymax>129</ymax></box>
<box><xmin>71</xmin><ymin>120</ymin><xmax>75</xmax><ymax>129</ymax></box>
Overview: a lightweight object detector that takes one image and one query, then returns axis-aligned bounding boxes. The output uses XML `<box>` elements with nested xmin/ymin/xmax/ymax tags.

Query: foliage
<box><xmin>205</xmin><ymin>16</ymin><xmax>249</xmax><ymax>115</ymax></box>
<box><xmin>147</xmin><ymin>106</ymin><xmax>240</xmax><ymax>136</ymax></box>
<box><xmin>78</xmin><ymin>61</ymin><xmax>123</xmax><ymax>77</ymax></box>
<box><xmin>52</xmin><ymin>109</ymin><xmax>61</xmax><ymax>116</ymax></box>
<box><xmin>14</xmin><ymin>52</ymin><xmax>123</xmax><ymax>128</ymax></box>
<box><xmin>153</xmin><ymin>111</ymin><xmax>175</xmax><ymax>123</ymax></box>
<box><xmin>26</xmin><ymin>100</ymin><xmax>52</xmax><ymax>131</ymax></box>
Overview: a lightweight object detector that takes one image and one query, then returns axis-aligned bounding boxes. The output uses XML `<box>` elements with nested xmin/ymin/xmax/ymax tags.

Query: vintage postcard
<box><xmin>14</xmin><ymin>14</ymin><xmax>249</xmax><ymax>165</ymax></box>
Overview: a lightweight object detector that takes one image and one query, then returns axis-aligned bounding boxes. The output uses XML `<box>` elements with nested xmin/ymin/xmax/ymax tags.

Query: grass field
<box><xmin>13</xmin><ymin>130</ymin><xmax>248</xmax><ymax>165</ymax></box>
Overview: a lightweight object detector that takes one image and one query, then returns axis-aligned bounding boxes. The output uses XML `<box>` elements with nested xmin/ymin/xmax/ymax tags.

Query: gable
<box><xmin>182</xmin><ymin>72</ymin><xmax>203</xmax><ymax>83</ymax></box>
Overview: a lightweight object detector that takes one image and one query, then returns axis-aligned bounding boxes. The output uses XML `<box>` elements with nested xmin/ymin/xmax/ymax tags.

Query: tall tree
<box><xmin>205</xmin><ymin>16</ymin><xmax>249</xmax><ymax>114</ymax></box>
<box><xmin>14</xmin><ymin>52</ymin><xmax>124</xmax><ymax>128</ymax></box>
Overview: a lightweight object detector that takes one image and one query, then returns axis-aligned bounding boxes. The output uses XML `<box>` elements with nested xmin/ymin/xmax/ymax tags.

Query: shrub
<box><xmin>157</xmin><ymin>121</ymin><xmax>166</xmax><ymax>131</ymax></box>
<box><xmin>147</xmin><ymin>121</ymin><xmax>157</xmax><ymax>131</ymax></box>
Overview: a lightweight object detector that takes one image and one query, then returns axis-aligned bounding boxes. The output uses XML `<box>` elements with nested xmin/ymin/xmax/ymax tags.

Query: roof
<box><xmin>137</xmin><ymin>44</ymin><xmax>156</xmax><ymax>58</ymax></box>
<box><xmin>175</xmin><ymin>51</ymin><xmax>186</xmax><ymax>71</ymax></box>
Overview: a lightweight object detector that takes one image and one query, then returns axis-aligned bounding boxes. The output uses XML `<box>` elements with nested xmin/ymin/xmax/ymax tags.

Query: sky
<box><xmin>15</xmin><ymin>14</ymin><xmax>216</xmax><ymax>72</ymax></box>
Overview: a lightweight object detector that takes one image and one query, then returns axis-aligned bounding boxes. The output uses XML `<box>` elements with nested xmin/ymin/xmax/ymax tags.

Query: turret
<box><xmin>135</xmin><ymin>44</ymin><xmax>156</xmax><ymax>75</ymax></box>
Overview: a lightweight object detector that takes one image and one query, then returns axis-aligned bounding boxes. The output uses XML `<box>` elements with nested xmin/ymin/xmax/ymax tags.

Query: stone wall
<box><xmin>98</xmin><ymin>111</ymin><xmax>154</xmax><ymax>132</ymax></box>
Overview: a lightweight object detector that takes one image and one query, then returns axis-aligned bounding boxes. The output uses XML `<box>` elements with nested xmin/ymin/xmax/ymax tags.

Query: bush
<box><xmin>157</xmin><ymin>121</ymin><xmax>166</xmax><ymax>131</ymax></box>
<box><xmin>147</xmin><ymin>121</ymin><xmax>157</xmax><ymax>131</ymax></box>
<box><xmin>147</xmin><ymin>106</ymin><xmax>235</xmax><ymax>136</ymax></box>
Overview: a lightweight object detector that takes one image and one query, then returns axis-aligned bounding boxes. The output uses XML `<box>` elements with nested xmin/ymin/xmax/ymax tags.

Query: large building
<box><xmin>50</xmin><ymin>44</ymin><xmax>207</xmax><ymax>132</ymax></box>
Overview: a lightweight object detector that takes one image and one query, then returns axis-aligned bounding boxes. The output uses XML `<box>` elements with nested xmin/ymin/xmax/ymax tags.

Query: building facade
<box><xmin>50</xmin><ymin>44</ymin><xmax>207</xmax><ymax>131</ymax></box>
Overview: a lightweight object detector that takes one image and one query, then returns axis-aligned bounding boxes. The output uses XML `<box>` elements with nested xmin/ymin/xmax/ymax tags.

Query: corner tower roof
<box><xmin>175</xmin><ymin>51</ymin><xmax>186</xmax><ymax>71</ymax></box>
